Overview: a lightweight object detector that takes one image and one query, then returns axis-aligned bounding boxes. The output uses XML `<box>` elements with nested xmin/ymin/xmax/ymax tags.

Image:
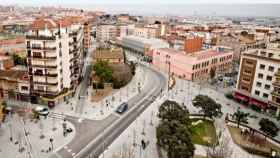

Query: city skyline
<box><xmin>1</xmin><ymin>1</ymin><xmax>280</xmax><ymax>17</ymax></box>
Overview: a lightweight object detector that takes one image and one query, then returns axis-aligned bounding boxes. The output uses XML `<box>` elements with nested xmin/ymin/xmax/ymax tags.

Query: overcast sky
<box><xmin>1</xmin><ymin>0</ymin><xmax>280</xmax><ymax>17</ymax></box>
<box><xmin>1</xmin><ymin>0</ymin><xmax>280</xmax><ymax>5</ymax></box>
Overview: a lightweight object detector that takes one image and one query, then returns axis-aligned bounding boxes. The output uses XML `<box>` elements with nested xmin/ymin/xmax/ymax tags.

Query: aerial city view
<box><xmin>1</xmin><ymin>0</ymin><xmax>280</xmax><ymax>158</ymax></box>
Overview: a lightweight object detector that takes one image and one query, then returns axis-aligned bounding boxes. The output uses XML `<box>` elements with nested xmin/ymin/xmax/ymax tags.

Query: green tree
<box><xmin>233</xmin><ymin>107</ymin><xmax>250</xmax><ymax>128</ymax></box>
<box><xmin>12</xmin><ymin>54</ymin><xmax>27</xmax><ymax>66</ymax></box>
<box><xmin>158</xmin><ymin>100</ymin><xmax>190</xmax><ymax>124</ymax></box>
<box><xmin>93</xmin><ymin>61</ymin><xmax>113</xmax><ymax>83</ymax></box>
<box><xmin>259</xmin><ymin>118</ymin><xmax>278</xmax><ymax>137</ymax></box>
<box><xmin>192</xmin><ymin>95</ymin><xmax>222</xmax><ymax>119</ymax></box>
<box><xmin>157</xmin><ymin>120</ymin><xmax>195</xmax><ymax>158</ymax></box>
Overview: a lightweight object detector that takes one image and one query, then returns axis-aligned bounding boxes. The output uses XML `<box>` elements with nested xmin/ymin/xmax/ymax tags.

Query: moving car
<box><xmin>34</xmin><ymin>106</ymin><xmax>49</xmax><ymax>116</ymax></box>
<box><xmin>116</xmin><ymin>102</ymin><xmax>128</xmax><ymax>114</ymax></box>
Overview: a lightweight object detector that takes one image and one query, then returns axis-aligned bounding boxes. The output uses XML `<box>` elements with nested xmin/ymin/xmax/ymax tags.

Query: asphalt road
<box><xmin>50</xmin><ymin>64</ymin><xmax>167</xmax><ymax>158</ymax></box>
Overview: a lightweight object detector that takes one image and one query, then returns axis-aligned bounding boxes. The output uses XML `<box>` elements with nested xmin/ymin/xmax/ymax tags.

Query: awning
<box><xmin>250</xmin><ymin>99</ymin><xmax>268</xmax><ymax>109</ymax></box>
<box><xmin>234</xmin><ymin>92</ymin><xmax>249</xmax><ymax>102</ymax></box>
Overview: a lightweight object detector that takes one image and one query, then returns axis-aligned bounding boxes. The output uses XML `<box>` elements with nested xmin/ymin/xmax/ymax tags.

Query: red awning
<box><xmin>250</xmin><ymin>99</ymin><xmax>267</xmax><ymax>109</ymax></box>
<box><xmin>234</xmin><ymin>92</ymin><xmax>249</xmax><ymax>102</ymax></box>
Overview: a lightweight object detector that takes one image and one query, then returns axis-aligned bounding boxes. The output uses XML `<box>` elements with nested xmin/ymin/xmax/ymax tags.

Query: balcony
<box><xmin>31</xmin><ymin>46</ymin><xmax>56</xmax><ymax>51</ymax></box>
<box><xmin>32</xmin><ymin>89</ymin><xmax>59</xmax><ymax>96</ymax></box>
<box><xmin>69</xmin><ymin>32</ymin><xmax>78</xmax><ymax>37</ymax></box>
<box><xmin>31</xmin><ymin>64</ymin><xmax>57</xmax><ymax>69</ymax></box>
<box><xmin>275</xmin><ymin>71</ymin><xmax>280</xmax><ymax>77</ymax></box>
<box><xmin>46</xmin><ymin>73</ymin><xmax>58</xmax><ymax>77</ymax></box>
<box><xmin>272</xmin><ymin>90</ymin><xmax>280</xmax><ymax>97</ymax></box>
<box><xmin>26</xmin><ymin>35</ymin><xmax>56</xmax><ymax>41</ymax></box>
<box><xmin>33</xmin><ymin>81</ymin><xmax>58</xmax><ymax>86</ymax></box>
<box><xmin>30</xmin><ymin>56</ymin><xmax>57</xmax><ymax>60</ymax></box>
<box><xmin>272</xmin><ymin>81</ymin><xmax>280</xmax><ymax>87</ymax></box>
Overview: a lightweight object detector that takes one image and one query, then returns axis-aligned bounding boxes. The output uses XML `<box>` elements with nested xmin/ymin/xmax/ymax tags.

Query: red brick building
<box><xmin>184</xmin><ymin>37</ymin><xmax>203</xmax><ymax>54</ymax></box>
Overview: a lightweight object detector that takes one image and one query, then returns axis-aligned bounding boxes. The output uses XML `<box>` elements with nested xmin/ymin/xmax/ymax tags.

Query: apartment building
<box><xmin>133</xmin><ymin>26</ymin><xmax>160</xmax><ymax>39</ymax></box>
<box><xmin>83</xmin><ymin>21</ymin><xmax>91</xmax><ymax>52</ymax></box>
<box><xmin>26</xmin><ymin>18</ymin><xmax>84</xmax><ymax>106</ymax></box>
<box><xmin>96</xmin><ymin>24</ymin><xmax>117</xmax><ymax>42</ymax></box>
<box><xmin>152</xmin><ymin>47</ymin><xmax>233</xmax><ymax>81</ymax></box>
<box><xmin>235</xmin><ymin>47</ymin><xmax>280</xmax><ymax>116</ymax></box>
<box><xmin>0</xmin><ymin>55</ymin><xmax>14</xmax><ymax>70</ymax></box>
<box><xmin>0</xmin><ymin>70</ymin><xmax>30</xmax><ymax>101</ymax></box>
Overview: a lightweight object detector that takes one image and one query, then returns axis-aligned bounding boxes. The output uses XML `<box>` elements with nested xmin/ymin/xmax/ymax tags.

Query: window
<box><xmin>255</xmin><ymin>90</ymin><xmax>260</xmax><ymax>96</ymax></box>
<box><xmin>263</xmin><ymin>93</ymin><xmax>269</xmax><ymax>98</ymax></box>
<box><xmin>266</xmin><ymin>75</ymin><xmax>272</xmax><ymax>81</ymax></box>
<box><xmin>265</xmin><ymin>84</ymin><xmax>271</xmax><ymax>90</ymax></box>
<box><xmin>259</xmin><ymin>64</ymin><xmax>265</xmax><ymax>70</ymax></box>
<box><xmin>268</xmin><ymin>66</ymin><xmax>274</xmax><ymax>72</ymax></box>
<box><xmin>256</xmin><ymin>82</ymin><xmax>262</xmax><ymax>87</ymax></box>
<box><xmin>33</xmin><ymin>52</ymin><xmax>42</xmax><ymax>58</ymax></box>
<box><xmin>258</xmin><ymin>73</ymin><xmax>263</xmax><ymax>79</ymax></box>
<box><xmin>21</xmin><ymin>86</ymin><xmax>28</xmax><ymax>91</ymax></box>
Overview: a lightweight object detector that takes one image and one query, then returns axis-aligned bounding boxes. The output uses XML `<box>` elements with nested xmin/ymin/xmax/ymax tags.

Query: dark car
<box><xmin>116</xmin><ymin>102</ymin><xmax>128</xmax><ymax>114</ymax></box>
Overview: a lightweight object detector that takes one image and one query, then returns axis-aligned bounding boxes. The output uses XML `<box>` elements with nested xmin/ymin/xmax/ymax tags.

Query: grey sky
<box><xmin>1</xmin><ymin>0</ymin><xmax>280</xmax><ymax>17</ymax></box>
<box><xmin>1</xmin><ymin>0</ymin><xmax>280</xmax><ymax>5</ymax></box>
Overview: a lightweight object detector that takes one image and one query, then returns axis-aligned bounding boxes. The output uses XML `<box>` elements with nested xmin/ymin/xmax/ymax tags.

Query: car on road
<box><xmin>116</xmin><ymin>102</ymin><xmax>128</xmax><ymax>114</ymax></box>
<box><xmin>34</xmin><ymin>106</ymin><xmax>49</xmax><ymax>116</ymax></box>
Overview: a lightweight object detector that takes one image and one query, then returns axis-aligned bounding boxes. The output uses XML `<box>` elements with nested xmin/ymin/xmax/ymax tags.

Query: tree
<box><xmin>192</xmin><ymin>95</ymin><xmax>222</xmax><ymax>119</ymax></box>
<box><xmin>259</xmin><ymin>118</ymin><xmax>278</xmax><ymax>137</ymax></box>
<box><xmin>12</xmin><ymin>54</ymin><xmax>27</xmax><ymax>66</ymax></box>
<box><xmin>158</xmin><ymin>100</ymin><xmax>189</xmax><ymax>125</ymax></box>
<box><xmin>157</xmin><ymin>100</ymin><xmax>195</xmax><ymax>158</ymax></box>
<box><xmin>232</xmin><ymin>107</ymin><xmax>250</xmax><ymax>128</ymax></box>
<box><xmin>157</xmin><ymin>120</ymin><xmax>195</xmax><ymax>158</ymax></box>
<box><xmin>206</xmin><ymin>135</ymin><xmax>233</xmax><ymax>158</ymax></box>
<box><xmin>93</xmin><ymin>61</ymin><xmax>113</xmax><ymax>83</ymax></box>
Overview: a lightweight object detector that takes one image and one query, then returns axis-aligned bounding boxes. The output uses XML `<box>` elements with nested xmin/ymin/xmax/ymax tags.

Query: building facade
<box><xmin>235</xmin><ymin>48</ymin><xmax>280</xmax><ymax>116</ymax></box>
<box><xmin>26</xmin><ymin>18</ymin><xmax>84</xmax><ymax>106</ymax></box>
<box><xmin>184</xmin><ymin>37</ymin><xmax>203</xmax><ymax>54</ymax></box>
<box><xmin>96</xmin><ymin>24</ymin><xmax>117</xmax><ymax>42</ymax></box>
<box><xmin>153</xmin><ymin>47</ymin><xmax>233</xmax><ymax>81</ymax></box>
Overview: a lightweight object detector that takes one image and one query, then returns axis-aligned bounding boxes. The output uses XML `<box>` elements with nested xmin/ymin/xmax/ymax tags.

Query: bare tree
<box><xmin>206</xmin><ymin>134</ymin><xmax>233</xmax><ymax>158</ymax></box>
<box><xmin>112</xmin><ymin>143</ymin><xmax>135</xmax><ymax>158</ymax></box>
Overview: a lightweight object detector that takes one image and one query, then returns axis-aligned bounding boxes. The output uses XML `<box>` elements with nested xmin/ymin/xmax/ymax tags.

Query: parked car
<box><xmin>116</xmin><ymin>102</ymin><xmax>128</xmax><ymax>114</ymax></box>
<box><xmin>34</xmin><ymin>106</ymin><xmax>49</xmax><ymax>116</ymax></box>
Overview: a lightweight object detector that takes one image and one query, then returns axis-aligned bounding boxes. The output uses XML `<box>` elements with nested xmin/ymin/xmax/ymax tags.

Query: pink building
<box><xmin>152</xmin><ymin>47</ymin><xmax>233</xmax><ymax>81</ymax></box>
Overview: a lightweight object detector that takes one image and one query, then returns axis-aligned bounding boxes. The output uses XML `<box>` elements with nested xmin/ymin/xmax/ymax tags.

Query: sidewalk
<box><xmin>52</xmin><ymin>66</ymin><xmax>148</xmax><ymax>120</ymax></box>
<box><xmin>100</xmin><ymin>92</ymin><xmax>167</xmax><ymax>158</ymax></box>
<box><xmin>0</xmin><ymin>114</ymin><xmax>75</xmax><ymax>158</ymax></box>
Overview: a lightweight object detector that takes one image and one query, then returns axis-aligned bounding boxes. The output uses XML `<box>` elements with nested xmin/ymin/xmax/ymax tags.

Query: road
<box><xmin>50</xmin><ymin>64</ymin><xmax>167</xmax><ymax>158</ymax></box>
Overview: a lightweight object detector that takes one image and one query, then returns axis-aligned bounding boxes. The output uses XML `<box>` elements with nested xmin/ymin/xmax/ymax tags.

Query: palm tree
<box><xmin>233</xmin><ymin>107</ymin><xmax>250</xmax><ymax>128</ymax></box>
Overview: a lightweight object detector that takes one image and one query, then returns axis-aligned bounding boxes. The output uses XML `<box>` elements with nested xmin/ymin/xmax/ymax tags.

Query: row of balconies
<box><xmin>32</xmin><ymin>72</ymin><xmax>58</xmax><ymax>77</ymax></box>
<box><xmin>33</xmin><ymin>80</ymin><xmax>58</xmax><ymax>86</ymax></box>
<box><xmin>26</xmin><ymin>35</ymin><xmax>56</xmax><ymax>41</ymax></box>
<box><xmin>30</xmin><ymin>64</ymin><xmax>58</xmax><ymax>69</ymax></box>
<box><xmin>27</xmin><ymin>46</ymin><xmax>56</xmax><ymax>51</ymax></box>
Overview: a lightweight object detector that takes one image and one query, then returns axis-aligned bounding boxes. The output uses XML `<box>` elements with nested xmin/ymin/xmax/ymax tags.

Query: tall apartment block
<box><xmin>235</xmin><ymin>43</ymin><xmax>280</xmax><ymax>116</ymax></box>
<box><xmin>96</xmin><ymin>24</ymin><xmax>117</xmax><ymax>43</ymax></box>
<box><xmin>26</xmin><ymin>18</ymin><xmax>84</xmax><ymax>106</ymax></box>
<box><xmin>83</xmin><ymin>21</ymin><xmax>91</xmax><ymax>53</ymax></box>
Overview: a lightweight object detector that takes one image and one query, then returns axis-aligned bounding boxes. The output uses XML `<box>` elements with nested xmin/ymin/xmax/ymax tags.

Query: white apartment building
<box><xmin>26</xmin><ymin>18</ymin><xmax>84</xmax><ymax>106</ymax></box>
<box><xmin>235</xmin><ymin>45</ymin><xmax>280</xmax><ymax>116</ymax></box>
<box><xmin>96</xmin><ymin>24</ymin><xmax>117</xmax><ymax>42</ymax></box>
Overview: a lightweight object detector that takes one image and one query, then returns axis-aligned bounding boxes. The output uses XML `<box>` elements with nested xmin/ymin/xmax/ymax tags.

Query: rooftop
<box><xmin>0</xmin><ymin>70</ymin><xmax>28</xmax><ymax>81</ymax></box>
<box><xmin>93</xmin><ymin>48</ymin><xmax>124</xmax><ymax>60</ymax></box>
<box><xmin>158</xmin><ymin>47</ymin><xmax>233</xmax><ymax>61</ymax></box>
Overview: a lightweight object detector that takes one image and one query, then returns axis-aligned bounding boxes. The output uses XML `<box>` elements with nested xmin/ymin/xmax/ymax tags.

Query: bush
<box><xmin>225</xmin><ymin>92</ymin><xmax>234</xmax><ymax>99</ymax></box>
